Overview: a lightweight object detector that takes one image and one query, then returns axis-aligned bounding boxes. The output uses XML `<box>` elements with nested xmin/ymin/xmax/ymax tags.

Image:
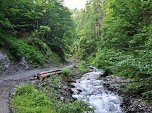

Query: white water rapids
<box><xmin>71</xmin><ymin>69</ymin><xmax>123</xmax><ymax>113</ymax></box>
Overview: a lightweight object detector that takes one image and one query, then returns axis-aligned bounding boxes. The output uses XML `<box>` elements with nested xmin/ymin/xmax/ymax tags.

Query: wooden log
<box><xmin>37</xmin><ymin>70</ymin><xmax>62</xmax><ymax>80</ymax></box>
<box><xmin>38</xmin><ymin>69</ymin><xmax>61</xmax><ymax>75</ymax></box>
<box><xmin>35</xmin><ymin>63</ymin><xmax>76</xmax><ymax>80</ymax></box>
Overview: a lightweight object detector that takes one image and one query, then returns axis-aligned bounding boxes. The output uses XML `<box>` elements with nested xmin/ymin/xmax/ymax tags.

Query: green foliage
<box><xmin>126</xmin><ymin>82</ymin><xmax>146</xmax><ymax>94</ymax></box>
<box><xmin>55</xmin><ymin>101</ymin><xmax>92</xmax><ymax>113</ymax></box>
<box><xmin>8</xmin><ymin>38</ymin><xmax>45</xmax><ymax>66</ymax></box>
<box><xmin>125</xmin><ymin>77</ymin><xmax>152</xmax><ymax>104</ymax></box>
<box><xmin>0</xmin><ymin>0</ymin><xmax>76</xmax><ymax>66</ymax></box>
<box><xmin>74</xmin><ymin>0</ymin><xmax>152</xmax><ymax>77</ymax></box>
<box><xmin>15</xmin><ymin>85</ymin><xmax>35</xmax><ymax>96</ymax></box>
<box><xmin>93</xmin><ymin>49</ymin><xmax>117</xmax><ymax>69</ymax></box>
<box><xmin>0</xmin><ymin>32</ymin><xmax>46</xmax><ymax>67</ymax></box>
<box><xmin>26</xmin><ymin>37</ymin><xmax>61</xmax><ymax>64</ymax></box>
<box><xmin>12</xmin><ymin>85</ymin><xmax>56</xmax><ymax>113</ymax></box>
<box><xmin>72</xmin><ymin>0</ymin><xmax>102</xmax><ymax>59</ymax></box>
<box><xmin>61</xmin><ymin>68</ymin><xmax>72</xmax><ymax>77</ymax></box>
<box><xmin>142</xmin><ymin>91</ymin><xmax>152</xmax><ymax>103</ymax></box>
<box><xmin>76</xmin><ymin>61</ymin><xmax>88</xmax><ymax>73</ymax></box>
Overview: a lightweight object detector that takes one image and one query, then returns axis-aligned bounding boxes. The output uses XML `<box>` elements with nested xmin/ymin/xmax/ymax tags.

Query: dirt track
<box><xmin>0</xmin><ymin>63</ymin><xmax>75</xmax><ymax>113</ymax></box>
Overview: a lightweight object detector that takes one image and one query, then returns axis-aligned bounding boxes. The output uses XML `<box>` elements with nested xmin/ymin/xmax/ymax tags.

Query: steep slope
<box><xmin>0</xmin><ymin>0</ymin><xmax>76</xmax><ymax>67</ymax></box>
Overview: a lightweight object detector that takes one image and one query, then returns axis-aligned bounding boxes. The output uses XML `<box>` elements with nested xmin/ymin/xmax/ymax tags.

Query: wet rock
<box><xmin>102</xmin><ymin>69</ymin><xmax>111</xmax><ymax>77</ymax></box>
<box><xmin>88</xmin><ymin>66</ymin><xmax>97</xmax><ymax>72</ymax></box>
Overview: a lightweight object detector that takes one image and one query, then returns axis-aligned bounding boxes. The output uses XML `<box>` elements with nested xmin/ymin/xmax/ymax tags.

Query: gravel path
<box><xmin>0</xmin><ymin>63</ymin><xmax>75</xmax><ymax>113</ymax></box>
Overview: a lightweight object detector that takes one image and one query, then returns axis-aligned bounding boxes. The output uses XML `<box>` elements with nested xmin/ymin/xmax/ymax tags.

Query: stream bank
<box><xmin>71</xmin><ymin>70</ymin><xmax>123</xmax><ymax>113</ymax></box>
<box><xmin>69</xmin><ymin>66</ymin><xmax>152</xmax><ymax>113</ymax></box>
<box><xmin>103</xmin><ymin>75</ymin><xmax>152</xmax><ymax>113</ymax></box>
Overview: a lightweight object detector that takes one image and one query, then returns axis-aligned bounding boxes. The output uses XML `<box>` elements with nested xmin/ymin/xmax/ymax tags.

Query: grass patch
<box><xmin>11</xmin><ymin>85</ymin><xmax>56</xmax><ymax>113</ymax></box>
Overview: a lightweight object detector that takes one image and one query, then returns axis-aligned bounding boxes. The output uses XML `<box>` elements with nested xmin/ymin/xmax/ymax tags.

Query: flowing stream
<box><xmin>71</xmin><ymin>68</ymin><xmax>123</xmax><ymax>113</ymax></box>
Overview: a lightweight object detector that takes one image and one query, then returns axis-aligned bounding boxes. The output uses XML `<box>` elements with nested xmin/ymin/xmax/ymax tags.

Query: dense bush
<box><xmin>76</xmin><ymin>61</ymin><xmax>88</xmax><ymax>73</ymax></box>
<box><xmin>93</xmin><ymin>49</ymin><xmax>152</xmax><ymax>79</ymax></box>
<box><xmin>61</xmin><ymin>68</ymin><xmax>72</xmax><ymax>77</ymax></box>
<box><xmin>0</xmin><ymin>32</ymin><xmax>45</xmax><ymax>66</ymax></box>
<box><xmin>26</xmin><ymin>37</ymin><xmax>61</xmax><ymax>64</ymax></box>
<box><xmin>12</xmin><ymin>85</ymin><xmax>56</xmax><ymax>113</ymax></box>
<box><xmin>7</xmin><ymin>36</ymin><xmax>46</xmax><ymax>67</ymax></box>
<box><xmin>0</xmin><ymin>31</ymin><xmax>61</xmax><ymax>66</ymax></box>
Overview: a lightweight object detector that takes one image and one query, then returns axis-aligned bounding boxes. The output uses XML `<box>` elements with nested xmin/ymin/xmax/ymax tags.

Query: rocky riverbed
<box><xmin>71</xmin><ymin>71</ymin><xmax>123</xmax><ymax>113</ymax></box>
<box><xmin>69</xmin><ymin>67</ymin><xmax>152</xmax><ymax>113</ymax></box>
<box><xmin>103</xmin><ymin>75</ymin><xmax>152</xmax><ymax>113</ymax></box>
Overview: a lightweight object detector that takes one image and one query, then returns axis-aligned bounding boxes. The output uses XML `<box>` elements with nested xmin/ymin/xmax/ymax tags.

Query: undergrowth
<box><xmin>61</xmin><ymin>68</ymin><xmax>72</xmax><ymax>77</ymax></box>
<box><xmin>11</xmin><ymin>85</ymin><xmax>56</xmax><ymax>113</ymax></box>
<box><xmin>0</xmin><ymin>31</ymin><xmax>61</xmax><ymax>67</ymax></box>
<box><xmin>12</xmin><ymin>75</ymin><xmax>92</xmax><ymax>113</ymax></box>
<box><xmin>76</xmin><ymin>61</ymin><xmax>88</xmax><ymax>73</ymax></box>
<box><xmin>93</xmin><ymin>49</ymin><xmax>152</xmax><ymax>104</ymax></box>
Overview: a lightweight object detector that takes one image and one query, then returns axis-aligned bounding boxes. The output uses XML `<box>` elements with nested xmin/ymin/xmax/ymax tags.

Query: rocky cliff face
<box><xmin>0</xmin><ymin>50</ymin><xmax>11</xmax><ymax>74</ymax></box>
<box><xmin>0</xmin><ymin>49</ymin><xmax>22</xmax><ymax>76</ymax></box>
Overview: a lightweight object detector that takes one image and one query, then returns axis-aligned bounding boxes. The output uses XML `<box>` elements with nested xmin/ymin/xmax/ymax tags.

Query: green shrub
<box><xmin>56</xmin><ymin>101</ymin><xmax>93</xmax><ymax>113</ymax></box>
<box><xmin>76</xmin><ymin>61</ymin><xmax>88</xmax><ymax>73</ymax></box>
<box><xmin>126</xmin><ymin>82</ymin><xmax>145</xmax><ymax>93</ymax></box>
<box><xmin>93</xmin><ymin>49</ymin><xmax>117</xmax><ymax>69</ymax></box>
<box><xmin>0</xmin><ymin>32</ymin><xmax>47</xmax><ymax>67</ymax></box>
<box><xmin>11</xmin><ymin>85</ymin><xmax>56</xmax><ymax>113</ymax></box>
<box><xmin>142</xmin><ymin>90</ymin><xmax>152</xmax><ymax>103</ymax></box>
<box><xmin>93</xmin><ymin>49</ymin><xmax>152</xmax><ymax>79</ymax></box>
<box><xmin>0</xmin><ymin>31</ymin><xmax>61</xmax><ymax>67</ymax></box>
<box><xmin>15</xmin><ymin>85</ymin><xmax>35</xmax><ymax>96</ymax></box>
<box><xmin>125</xmin><ymin>78</ymin><xmax>152</xmax><ymax>103</ymax></box>
<box><xmin>26</xmin><ymin>37</ymin><xmax>61</xmax><ymax>64</ymax></box>
<box><xmin>7</xmin><ymin>37</ymin><xmax>46</xmax><ymax>66</ymax></box>
<box><xmin>61</xmin><ymin>68</ymin><xmax>72</xmax><ymax>77</ymax></box>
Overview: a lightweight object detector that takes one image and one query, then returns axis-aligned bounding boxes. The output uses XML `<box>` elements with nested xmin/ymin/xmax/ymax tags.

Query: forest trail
<box><xmin>0</xmin><ymin>62</ymin><xmax>75</xmax><ymax>113</ymax></box>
